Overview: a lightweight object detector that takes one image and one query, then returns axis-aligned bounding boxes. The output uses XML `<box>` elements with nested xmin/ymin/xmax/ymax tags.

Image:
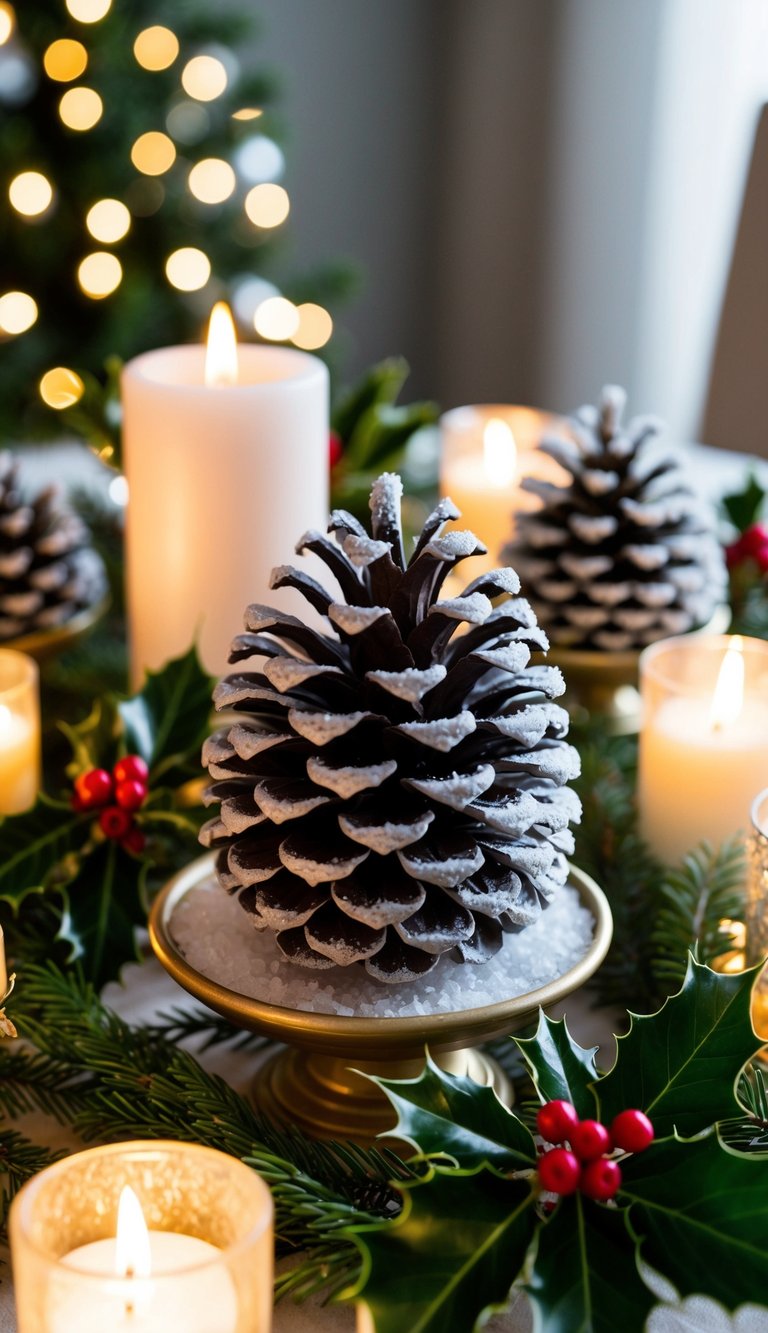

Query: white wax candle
<box><xmin>122</xmin><ymin>340</ymin><xmax>329</xmax><ymax>684</ymax></box>
<box><xmin>638</xmin><ymin>698</ymin><xmax>768</xmax><ymax>863</ymax></box>
<box><xmin>0</xmin><ymin>702</ymin><xmax>38</xmax><ymax>814</ymax></box>
<box><xmin>54</xmin><ymin>1231</ymin><xmax>238</xmax><ymax>1333</ymax></box>
<box><xmin>440</xmin><ymin>405</ymin><xmax>567</xmax><ymax>574</ymax></box>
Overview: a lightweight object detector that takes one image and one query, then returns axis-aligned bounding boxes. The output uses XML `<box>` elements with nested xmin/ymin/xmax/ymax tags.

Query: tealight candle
<box><xmin>122</xmin><ymin>302</ymin><xmax>329</xmax><ymax>684</ymax></box>
<box><xmin>10</xmin><ymin>1141</ymin><xmax>273</xmax><ymax>1333</ymax></box>
<box><xmin>439</xmin><ymin>404</ymin><xmax>569</xmax><ymax>574</ymax></box>
<box><xmin>0</xmin><ymin>649</ymin><xmax>40</xmax><ymax>814</ymax></box>
<box><xmin>638</xmin><ymin>635</ymin><xmax>768</xmax><ymax>863</ymax></box>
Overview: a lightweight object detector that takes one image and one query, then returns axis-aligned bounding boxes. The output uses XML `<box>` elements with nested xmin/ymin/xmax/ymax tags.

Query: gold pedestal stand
<box><xmin>149</xmin><ymin>857</ymin><xmax>612</xmax><ymax>1148</ymax></box>
<box><xmin>4</xmin><ymin>596</ymin><xmax>108</xmax><ymax>663</ymax></box>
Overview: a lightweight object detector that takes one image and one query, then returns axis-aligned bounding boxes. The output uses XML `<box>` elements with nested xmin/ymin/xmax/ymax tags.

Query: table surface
<box><xmin>2</xmin><ymin>956</ymin><xmax>767</xmax><ymax>1333</ymax></box>
<box><xmin>4</xmin><ymin>438</ymin><xmax>768</xmax><ymax>1329</ymax></box>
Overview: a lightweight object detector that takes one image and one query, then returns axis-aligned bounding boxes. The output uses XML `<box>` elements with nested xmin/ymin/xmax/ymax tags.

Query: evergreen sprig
<box><xmin>1</xmin><ymin>963</ymin><xmax>414</xmax><ymax>1300</ymax></box>
<box><xmin>570</xmin><ymin>722</ymin><xmax>746</xmax><ymax>1010</ymax></box>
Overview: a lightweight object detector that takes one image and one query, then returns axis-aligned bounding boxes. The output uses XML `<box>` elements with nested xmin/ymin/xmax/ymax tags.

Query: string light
<box><xmin>166</xmin><ymin>101</ymin><xmax>209</xmax><ymax>144</ymax></box>
<box><xmin>165</xmin><ymin>247</ymin><xmax>210</xmax><ymax>291</ymax></box>
<box><xmin>188</xmin><ymin>157</ymin><xmax>235</xmax><ymax>204</ymax></box>
<box><xmin>39</xmin><ymin>367</ymin><xmax>84</xmax><ymax>409</ymax></box>
<box><xmin>254</xmin><ymin>296</ymin><xmax>299</xmax><ymax>341</ymax></box>
<box><xmin>59</xmin><ymin>86</ymin><xmax>103</xmax><ymax>131</ymax></box>
<box><xmin>292</xmin><ymin>303</ymin><xmax>333</xmax><ymax>350</ymax></box>
<box><xmin>235</xmin><ymin>135</ymin><xmax>284</xmax><ymax>184</ymax></box>
<box><xmin>0</xmin><ymin>3</ymin><xmax>14</xmax><ymax>46</ymax></box>
<box><xmin>130</xmin><ymin>131</ymin><xmax>176</xmax><ymax>175</ymax></box>
<box><xmin>78</xmin><ymin>251</ymin><xmax>122</xmax><ymax>298</ymax></box>
<box><xmin>65</xmin><ymin>0</ymin><xmax>111</xmax><ymax>22</ymax></box>
<box><xmin>181</xmin><ymin>55</ymin><xmax>227</xmax><ymax>102</ymax></box>
<box><xmin>43</xmin><ymin>39</ymin><xmax>88</xmax><ymax>82</ymax></box>
<box><xmin>232</xmin><ymin>107</ymin><xmax>262</xmax><ymax>121</ymax></box>
<box><xmin>9</xmin><ymin>171</ymin><xmax>53</xmax><ymax>217</ymax></box>
<box><xmin>0</xmin><ymin>292</ymin><xmax>37</xmax><ymax>335</ymax></box>
<box><xmin>133</xmin><ymin>26</ymin><xmax>179</xmax><ymax>71</ymax></box>
<box><xmin>244</xmin><ymin>183</ymin><xmax>289</xmax><ymax>228</ymax></box>
<box><xmin>86</xmin><ymin>198</ymin><xmax>130</xmax><ymax>243</ymax></box>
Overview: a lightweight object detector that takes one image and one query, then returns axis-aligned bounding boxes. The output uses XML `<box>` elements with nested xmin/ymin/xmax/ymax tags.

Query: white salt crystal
<box><xmin>168</xmin><ymin>875</ymin><xmax>595</xmax><ymax>1019</ymax></box>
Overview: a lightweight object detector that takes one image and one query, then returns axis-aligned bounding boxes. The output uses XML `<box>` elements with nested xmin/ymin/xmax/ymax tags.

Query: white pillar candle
<box><xmin>638</xmin><ymin>635</ymin><xmax>768</xmax><ymax>863</ymax></box>
<box><xmin>439</xmin><ymin>404</ymin><xmax>569</xmax><ymax>575</ymax></box>
<box><xmin>0</xmin><ymin>650</ymin><xmax>40</xmax><ymax>814</ymax></box>
<box><xmin>122</xmin><ymin>305</ymin><xmax>329</xmax><ymax>684</ymax></box>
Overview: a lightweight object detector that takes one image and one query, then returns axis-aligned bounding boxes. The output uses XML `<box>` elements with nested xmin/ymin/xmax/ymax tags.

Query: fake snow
<box><xmin>169</xmin><ymin>875</ymin><xmax>595</xmax><ymax>1018</ymax></box>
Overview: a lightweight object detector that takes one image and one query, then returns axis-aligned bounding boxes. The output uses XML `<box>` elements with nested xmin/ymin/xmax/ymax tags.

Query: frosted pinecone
<box><xmin>505</xmin><ymin>387</ymin><xmax>726</xmax><ymax>652</ymax></box>
<box><xmin>200</xmin><ymin>473</ymin><xmax>581</xmax><ymax>985</ymax></box>
<box><xmin>0</xmin><ymin>452</ymin><xmax>106</xmax><ymax>641</ymax></box>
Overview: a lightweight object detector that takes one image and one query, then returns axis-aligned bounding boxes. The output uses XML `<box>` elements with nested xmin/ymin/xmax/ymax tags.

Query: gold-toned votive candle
<box><xmin>10</xmin><ymin>1141</ymin><xmax>273</xmax><ymax>1332</ymax></box>
<box><xmin>0</xmin><ymin>649</ymin><xmax>40</xmax><ymax>813</ymax></box>
<box><xmin>747</xmin><ymin>787</ymin><xmax>768</xmax><ymax>1041</ymax></box>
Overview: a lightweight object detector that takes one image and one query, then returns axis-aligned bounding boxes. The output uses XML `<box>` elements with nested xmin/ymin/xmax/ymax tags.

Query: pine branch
<box><xmin>720</xmin><ymin>1062</ymin><xmax>768</xmax><ymax>1154</ymax></box>
<box><xmin>571</xmin><ymin>727</ymin><xmax>661</xmax><ymax>1009</ymax></box>
<box><xmin>9</xmin><ymin>964</ymin><xmax>411</xmax><ymax>1300</ymax></box>
<box><xmin>0</xmin><ymin>1129</ymin><xmax>64</xmax><ymax>1235</ymax></box>
<box><xmin>650</xmin><ymin>840</ymin><xmax>746</xmax><ymax>992</ymax></box>
<box><xmin>0</xmin><ymin>1046</ymin><xmax>94</xmax><ymax>1120</ymax></box>
<box><xmin>148</xmin><ymin>1005</ymin><xmax>272</xmax><ymax>1053</ymax></box>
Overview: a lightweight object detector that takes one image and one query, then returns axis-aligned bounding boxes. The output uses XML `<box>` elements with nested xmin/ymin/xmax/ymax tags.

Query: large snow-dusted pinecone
<box><xmin>0</xmin><ymin>452</ymin><xmax>106</xmax><ymax>641</ymax></box>
<box><xmin>505</xmin><ymin>387</ymin><xmax>726</xmax><ymax>652</ymax></box>
<box><xmin>200</xmin><ymin>473</ymin><xmax>581</xmax><ymax>985</ymax></box>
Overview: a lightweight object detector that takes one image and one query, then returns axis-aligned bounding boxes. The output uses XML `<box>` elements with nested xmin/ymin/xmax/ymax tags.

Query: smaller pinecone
<box><xmin>0</xmin><ymin>452</ymin><xmax>106</xmax><ymax>641</ymax></box>
<box><xmin>505</xmin><ymin>386</ymin><xmax>726</xmax><ymax>652</ymax></box>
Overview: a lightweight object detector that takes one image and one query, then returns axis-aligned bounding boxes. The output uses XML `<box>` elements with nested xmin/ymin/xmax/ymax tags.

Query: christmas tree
<box><xmin>0</xmin><ymin>0</ymin><xmax>346</xmax><ymax>442</ymax></box>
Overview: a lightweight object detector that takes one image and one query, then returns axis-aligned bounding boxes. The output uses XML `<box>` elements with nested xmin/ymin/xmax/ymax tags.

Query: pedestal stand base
<box><xmin>252</xmin><ymin>1045</ymin><xmax>512</xmax><ymax>1148</ymax></box>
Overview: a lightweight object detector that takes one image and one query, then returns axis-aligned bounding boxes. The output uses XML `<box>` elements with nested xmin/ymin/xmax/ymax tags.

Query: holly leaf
<box><xmin>622</xmin><ymin>1131</ymin><xmax>768</xmax><ymax>1308</ymax></box>
<box><xmin>59</xmin><ymin>840</ymin><xmax>146</xmax><ymax>989</ymax></box>
<box><xmin>722</xmin><ymin>473</ymin><xmax>766</xmax><ymax>533</ymax></box>
<box><xmin>516</xmin><ymin>1013</ymin><xmax>600</xmax><ymax>1116</ymax></box>
<box><xmin>349</xmin><ymin>1166</ymin><xmax>535</xmax><ymax>1333</ymax></box>
<box><xmin>0</xmin><ymin>797</ymin><xmax>89</xmax><ymax>908</ymax></box>
<box><xmin>375</xmin><ymin>1054</ymin><xmax>537</xmax><ymax>1169</ymax></box>
<box><xmin>595</xmin><ymin>955</ymin><xmax>761</xmax><ymax>1137</ymax></box>
<box><xmin>117</xmin><ymin>647</ymin><xmax>213</xmax><ymax>774</ymax></box>
<box><xmin>528</xmin><ymin>1195</ymin><xmax>655</xmax><ymax>1333</ymax></box>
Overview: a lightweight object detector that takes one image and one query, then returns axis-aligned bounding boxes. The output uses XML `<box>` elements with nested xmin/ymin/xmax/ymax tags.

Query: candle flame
<box><xmin>115</xmin><ymin>1186</ymin><xmax>151</xmax><ymax>1280</ymax></box>
<box><xmin>709</xmin><ymin>635</ymin><xmax>745</xmax><ymax>730</ymax></box>
<box><xmin>483</xmin><ymin>418</ymin><xmax>517</xmax><ymax>488</ymax></box>
<box><xmin>204</xmin><ymin>301</ymin><xmax>238</xmax><ymax>386</ymax></box>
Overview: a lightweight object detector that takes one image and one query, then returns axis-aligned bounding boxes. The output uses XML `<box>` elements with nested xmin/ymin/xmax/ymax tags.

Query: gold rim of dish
<box><xmin>1</xmin><ymin>595</ymin><xmax>109</xmax><ymax>662</ymax></box>
<box><xmin>149</xmin><ymin>854</ymin><xmax>613</xmax><ymax>1056</ymax></box>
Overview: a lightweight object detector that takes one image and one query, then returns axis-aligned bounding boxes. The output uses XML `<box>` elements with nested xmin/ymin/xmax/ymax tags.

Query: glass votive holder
<box><xmin>10</xmin><ymin>1140</ymin><xmax>273</xmax><ymax>1333</ymax></box>
<box><xmin>747</xmin><ymin>787</ymin><xmax>768</xmax><ymax>1041</ymax></box>
<box><xmin>0</xmin><ymin>648</ymin><xmax>40</xmax><ymax>814</ymax></box>
<box><xmin>638</xmin><ymin>634</ymin><xmax>768</xmax><ymax>865</ymax></box>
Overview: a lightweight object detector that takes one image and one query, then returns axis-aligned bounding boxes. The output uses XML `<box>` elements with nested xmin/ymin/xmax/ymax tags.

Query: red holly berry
<box><xmin>610</xmin><ymin>1109</ymin><xmax>655</xmax><ymax>1154</ymax></box>
<box><xmin>74</xmin><ymin>768</ymin><xmax>113</xmax><ymax>808</ymax></box>
<box><xmin>570</xmin><ymin>1119</ymin><xmax>612</xmax><ymax>1162</ymax></box>
<box><xmin>580</xmin><ymin>1157</ymin><xmax>622</xmax><ymax>1201</ymax></box>
<box><xmin>113</xmin><ymin>754</ymin><xmax>149</xmax><ymax>786</ymax></box>
<box><xmin>99</xmin><ymin>806</ymin><xmax>133</xmax><ymax>840</ymax></box>
<box><xmin>115</xmin><ymin>779</ymin><xmax>148</xmax><ymax>811</ymax></box>
<box><xmin>329</xmin><ymin>430</ymin><xmax>343</xmax><ymax>469</ymax></box>
<box><xmin>536</xmin><ymin>1100</ymin><xmax>579</xmax><ymax>1144</ymax></box>
<box><xmin>538</xmin><ymin>1148</ymin><xmax>581</xmax><ymax>1196</ymax></box>
<box><xmin>121</xmin><ymin>827</ymin><xmax>146</xmax><ymax>856</ymax></box>
<box><xmin>726</xmin><ymin>523</ymin><xmax>768</xmax><ymax>572</ymax></box>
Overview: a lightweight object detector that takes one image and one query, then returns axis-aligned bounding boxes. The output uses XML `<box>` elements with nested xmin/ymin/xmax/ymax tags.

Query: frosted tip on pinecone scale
<box><xmin>201</xmin><ymin>473</ymin><xmax>581</xmax><ymax>985</ymax></box>
<box><xmin>505</xmin><ymin>387</ymin><xmax>726</xmax><ymax>652</ymax></box>
<box><xmin>0</xmin><ymin>452</ymin><xmax>106</xmax><ymax>641</ymax></box>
